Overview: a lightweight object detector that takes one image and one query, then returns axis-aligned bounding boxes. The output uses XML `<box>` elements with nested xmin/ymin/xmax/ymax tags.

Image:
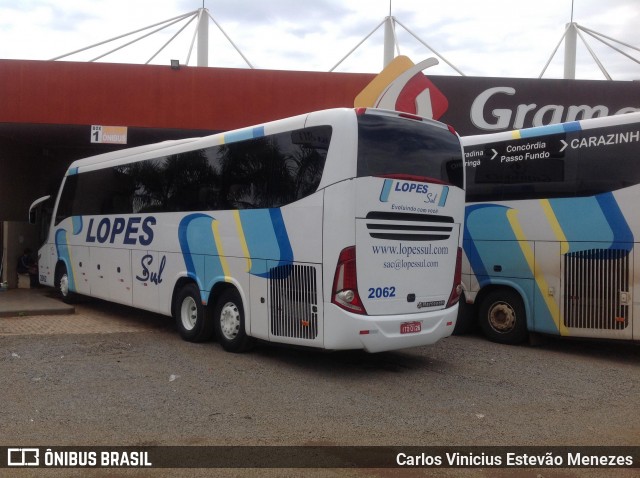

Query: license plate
<box><xmin>400</xmin><ymin>321</ymin><xmax>422</xmax><ymax>334</ymax></box>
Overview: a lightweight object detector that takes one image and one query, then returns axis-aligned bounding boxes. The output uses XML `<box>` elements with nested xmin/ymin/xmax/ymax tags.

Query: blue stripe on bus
<box><xmin>238</xmin><ymin>209</ymin><xmax>293</xmax><ymax>278</ymax></box>
<box><xmin>548</xmin><ymin>196</ymin><xmax>613</xmax><ymax>248</ymax></box>
<box><xmin>269</xmin><ymin>208</ymin><xmax>293</xmax><ymax>265</ymax></box>
<box><xmin>379</xmin><ymin>179</ymin><xmax>393</xmax><ymax>202</ymax></box>
<box><xmin>464</xmin><ymin>204</ymin><xmax>535</xmax><ymax>280</ymax></box>
<box><xmin>178</xmin><ymin>214</ymin><xmax>223</xmax><ymax>292</ymax></box>
<box><xmin>223</xmin><ymin>126</ymin><xmax>265</xmax><ymax>144</ymax></box>
<box><xmin>463</xmin><ymin>204</ymin><xmax>498</xmax><ymax>279</ymax></box>
<box><xmin>518</xmin><ymin>121</ymin><xmax>582</xmax><ymax>138</ymax></box>
<box><xmin>595</xmin><ymin>192</ymin><xmax>634</xmax><ymax>248</ymax></box>
<box><xmin>562</xmin><ymin>121</ymin><xmax>582</xmax><ymax>133</ymax></box>
<box><xmin>72</xmin><ymin>216</ymin><xmax>83</xmax><ymax>235</ymax></box>
<box><xmin>547</xmin><ymin>193</ymin><xmax>632</xmax><ymax>253</ymax></box>
<box><xmin>438</xmin><ymin>186</ymin><xmax>449</xmax><ymax>207</ymax></box>
<box><xmin>178</xmin><ymin>209</ymin><xmax>294</xmax><ymax>286</ymax></box>
<box><xmin>67</xmin><ymin>167</ymin><xmax>79</xmax><ymax>176</ymax></box>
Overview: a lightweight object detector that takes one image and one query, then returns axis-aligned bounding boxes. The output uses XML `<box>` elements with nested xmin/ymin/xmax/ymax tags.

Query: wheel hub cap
<box><xmin>489</xmin><ymin>303</ymin><xmax>516</xmax><ymax>333</ymax></box>
<box><xmin>180</xmin><ymin>296</ymin><xmax>198</xmax><ymax>331</ymax></box>
<box><xmin>220</xmin><ymin>302</ymin><xmax>240</xmax><ymax>341</ymax></box>
<box><xmin>60</xmin><ymin>274</ymin><xmax>69</xmax><ymax>297</ymax></box>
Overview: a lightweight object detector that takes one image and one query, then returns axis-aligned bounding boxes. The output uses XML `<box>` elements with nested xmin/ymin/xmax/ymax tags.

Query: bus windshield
<box><xmin>357</xmin><ymin>114</ymin><xmax>463</xmax><ymax>188</ymax></box>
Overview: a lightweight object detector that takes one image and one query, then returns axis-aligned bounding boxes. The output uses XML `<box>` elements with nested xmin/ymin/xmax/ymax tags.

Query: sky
<box><xmin>0</xmin><ymin>0</ymin><xmax>639</xmax><ymax>80</ymax></box>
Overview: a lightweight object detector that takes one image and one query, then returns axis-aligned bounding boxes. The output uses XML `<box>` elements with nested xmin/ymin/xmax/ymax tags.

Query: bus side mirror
<box><xmin>28</xmin><ymin>195</ymin><xmax>51</xmax><ymax>224</ymax></box>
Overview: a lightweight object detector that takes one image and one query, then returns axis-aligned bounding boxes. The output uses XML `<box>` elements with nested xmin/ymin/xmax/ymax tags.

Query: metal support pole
<box><xmin>383</xmin><ymin>16</ymin><xmax>396</xmax><ymax>68</ymax></box>
<box><xmin>564</xmin><ymin>22</ymin><xmax>577</xmax><ymax>79</ymax></box>
<box><xmin>197</xmin><ymin>8</ymin><xmax>209</xmax><ymax>67</ymax></box>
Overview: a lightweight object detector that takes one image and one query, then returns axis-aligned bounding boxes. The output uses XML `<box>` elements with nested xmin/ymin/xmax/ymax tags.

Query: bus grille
<box><xmin>269</xmin><ymin>264</ymin><xmax>319</xmax><ymax>339</ymax></box>
<box><xmin>365</xmin><ymin>211</ymin><xmax>454</xmax><ymax>241</ymax></box>
<box><xmin>563</xmin><ymin>249</ymin><xmax>630</xmax><ymax>330</ymax></box>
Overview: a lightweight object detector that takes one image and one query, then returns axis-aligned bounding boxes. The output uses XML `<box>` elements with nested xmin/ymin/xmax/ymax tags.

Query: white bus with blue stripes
<box><xmin>458</xmin><ymin>111</ymin><xmax>640</xmax><ymax>344</ymax></box>
<box><xmin>31</xmin><ymin>108</ymin><xmax>465</xmax><ymax>353</ymax></box>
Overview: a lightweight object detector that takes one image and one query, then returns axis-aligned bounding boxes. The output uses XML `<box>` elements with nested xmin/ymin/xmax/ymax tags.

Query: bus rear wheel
<box><xmin>174</xmin><ymin>283</ymin><xmax>214</xmax><ymax>342</ymax></box>
<box><xmin>213</xmin><ymin>288</ymin><xmax>254</xmax><ymax>353</ymax></box>
<box><xmin>478</xmin><ymin>289</ymin><xmax>528</xmax><ymax>345</ymax></box>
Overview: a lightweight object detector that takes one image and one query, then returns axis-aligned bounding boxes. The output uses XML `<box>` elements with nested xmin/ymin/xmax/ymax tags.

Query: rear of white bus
<box><xmin>323</xmin><ymin>108</ymin><xmax>465</xmax><ymax>352</ymax></box>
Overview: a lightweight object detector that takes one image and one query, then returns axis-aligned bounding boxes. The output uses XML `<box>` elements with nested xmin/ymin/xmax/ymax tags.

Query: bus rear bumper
<box><xmin>324</xmin><ymin>303</ymin><xmax>458</xmax><ymax>353</ymax></box>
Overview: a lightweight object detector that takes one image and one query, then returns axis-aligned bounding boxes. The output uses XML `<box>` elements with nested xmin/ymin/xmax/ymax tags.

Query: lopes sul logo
<box><xmin>354</xmin><ymin>56</ymin><xmax>449</xmax><ymax>120</ymax></box>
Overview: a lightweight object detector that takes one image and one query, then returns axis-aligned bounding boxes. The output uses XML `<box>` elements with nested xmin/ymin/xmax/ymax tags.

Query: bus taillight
<box><xmin>332</xmin><ymin>246</ymin><xmax>367</xmax><ymax>315</ymax></box>
<box><xmin>446</xmin><ymin>247</ymin><xmax>463</xmax><ymax>308</ymax></box>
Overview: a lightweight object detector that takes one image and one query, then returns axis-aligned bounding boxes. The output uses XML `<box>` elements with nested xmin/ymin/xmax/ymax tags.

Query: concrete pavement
<box><xmin>0</xmin><ymin>287</ymin><xmax>74</xmax><ymax>318</ymax></box>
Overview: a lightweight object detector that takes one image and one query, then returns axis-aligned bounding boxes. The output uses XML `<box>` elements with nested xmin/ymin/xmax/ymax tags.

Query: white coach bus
<box><xmin>30</xmin><ymin>108</ymin><xmax>465</xmax><ymax>353</ymax></box>
<box><xmin>459</xmin><ymin>112</ymin><xmax>640</xmax><ymax>344</ymax></box>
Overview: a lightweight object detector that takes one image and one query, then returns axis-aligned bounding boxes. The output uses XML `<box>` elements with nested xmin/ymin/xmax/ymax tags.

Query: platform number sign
<box><xmin>91</xmin><ymin>125</ymin><xmax>128</xmax><ymax>144</ymax></box>
<box><xmin>91</xmin><ymin>125</ymin><xmax>103</xmax><ymax>143</ymax></box>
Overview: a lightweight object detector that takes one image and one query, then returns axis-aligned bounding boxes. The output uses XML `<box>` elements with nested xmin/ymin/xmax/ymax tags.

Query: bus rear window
<box><xmin>357</xmin><ymin>114</ymin><xmax>463</xmax><ymax>188</ymax></box>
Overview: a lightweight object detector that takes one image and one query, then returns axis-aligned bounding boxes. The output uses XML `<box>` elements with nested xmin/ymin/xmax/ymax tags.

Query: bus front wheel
<box><xmin>478</xmin><ymin>289</ymin><xmax>528</xmax><ymax>345</ymax></box>
<box><xmin>174</xmin><ymin>283</ymin><xmax>214</xmax><ymax>342</ymax></box>
<box><xmin>55</xmin><ymin>263</ymin><xmax>76</xmax><ymax>304</ymax></box>
<box><xmin>213</xmin><ymin>288</ymin><xmax>254</xmax><ymax>353</ymax></box>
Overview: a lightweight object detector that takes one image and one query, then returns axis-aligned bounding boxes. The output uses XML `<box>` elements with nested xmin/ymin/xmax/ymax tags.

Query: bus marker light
<box><xmin>399</xmin><ymin>112</ymin><xmax>423</xmax><ymax>122</ymax></box>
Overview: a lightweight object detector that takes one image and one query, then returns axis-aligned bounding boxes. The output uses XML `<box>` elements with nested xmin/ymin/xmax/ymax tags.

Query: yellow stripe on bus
<box><xmin>212</xmin><ymin>220</ymin><xmax>231</xmax><ymax>281</ymax></box>
<box><xmin>506</xmin><ymin>208</ymin><xmax>566</xmax><ymax>335</ymax></box>
<box><xmin>540</xmin><ymin>199</ymin><xmax>570</xmax><ymax>255</ymax></box>
<box><xmin>233</xmin><ymin>210</ymin><xmax>252</xmax><ymax>273</ymax></box>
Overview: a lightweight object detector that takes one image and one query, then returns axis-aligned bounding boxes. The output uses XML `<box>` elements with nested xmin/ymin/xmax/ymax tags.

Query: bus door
<box><xmin>67</xmin><ymin>245</ymin><xmax>91</xmax><ymax>296</ymax></box>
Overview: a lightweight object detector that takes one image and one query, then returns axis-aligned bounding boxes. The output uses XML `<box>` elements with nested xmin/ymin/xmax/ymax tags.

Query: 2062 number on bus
<box><xmin>368</xmin><ymin>286</ymin><xmax>396</xmax><ymax>299</ymax></box>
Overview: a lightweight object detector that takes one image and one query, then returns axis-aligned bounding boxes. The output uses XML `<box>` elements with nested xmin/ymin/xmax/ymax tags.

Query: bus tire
<box><xmin>478</xmin><ymin>289</ymin><xmax>528</xmax><ymax>345</ymax></box>
<box><xmin>213</xmin><ymin>288</ymin><xmax>254</xmax><ymax>353</ymax></box>
<box><xmin>55</xmin><ymin>263</ymin><xmax>76</xmax><ymax>304</ymax></box>
<box><xmin>174</xmin><ymin>283</ymin><xmax>214</xmax><ymax>342</ymax></box>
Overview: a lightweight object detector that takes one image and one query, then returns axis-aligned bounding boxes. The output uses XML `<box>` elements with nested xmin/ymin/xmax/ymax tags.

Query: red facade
<box><xmin>0</xmin><ymin>59</ymin><xmax>375</xmax><ymax>130</ymax></box>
